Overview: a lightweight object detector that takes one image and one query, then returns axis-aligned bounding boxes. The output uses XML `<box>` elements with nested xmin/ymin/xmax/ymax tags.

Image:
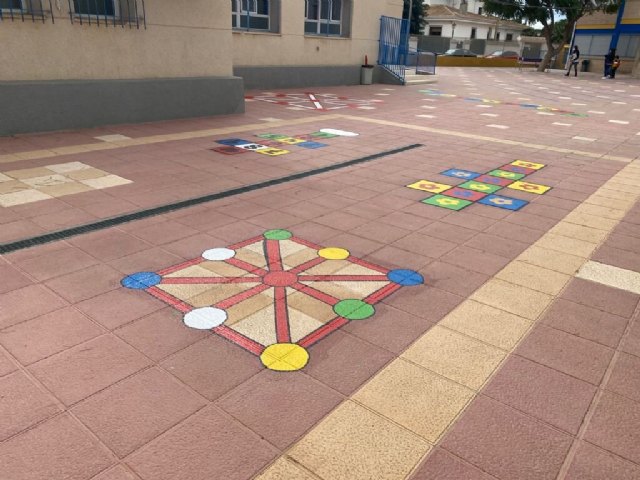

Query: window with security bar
<box><xmin>0</xmin><ymin>0</ymin><xmax>54</xmax><ymax>23</ymax></box>
<box><xmin>305</xmin><ymin>0</ymin><xmax>349</xmax><ymax>36</ymax></box>
<box><xmin>232</xmin><ymin>0</ymin><xmax>279</xmax><ymax>32</ymax></box>
<box><xmin>69</xmin><ymin>0</ymin><xmax>146</xmax><ymax>28</ymax></box>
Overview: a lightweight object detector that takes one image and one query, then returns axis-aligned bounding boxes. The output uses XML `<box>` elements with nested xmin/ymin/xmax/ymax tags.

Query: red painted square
<box><xmin>500</xmin><ymin>164</ymin><xmax>536</xmax><ymax>175</ymax></box>
<box><xmin>475</xmin><ymin>174</ymin><xmax>513</xmax><ymax>187</ymax></box>
<box><xmin>446</xmin><ymin>187</ymin><xmax>487</xmax><ymax>202</ymax></box>
<box><xmin>210</xmin><ymin>146</ymin><xmax>248</xmax><ymax>155</ymax></box>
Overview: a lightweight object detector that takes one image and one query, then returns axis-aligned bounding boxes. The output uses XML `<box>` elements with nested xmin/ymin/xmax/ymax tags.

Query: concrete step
<box><xmin>404</xmin><ymin>74</ymin><xmax>437</xmax><ymax>85</ymax></box>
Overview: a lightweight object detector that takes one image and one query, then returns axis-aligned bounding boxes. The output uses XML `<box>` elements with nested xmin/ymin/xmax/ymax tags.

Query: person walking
<box><xmin>565</xmin><ymin>45</ymin><xmax>580</xmax><ymax>77</ymax></box>
<box><xmin>603</xmin><ymin>48</ymin><xmax>615</xmax><ymax>78</ymax></box>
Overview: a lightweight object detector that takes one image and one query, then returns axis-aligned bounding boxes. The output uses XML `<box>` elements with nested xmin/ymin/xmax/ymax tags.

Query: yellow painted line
<box><xmin>621</xmin><ymin>18</ymin><xmax>640</xmax><ymax>24</ymax></box>
<box><xmin>576</xmin><ymin>24</ymin><xmax>615</xmax><ymax>29</ymax></box>
<box><xmin>0</xmin><ymin>115</ymin><xmax>345</xmax><ymax>165</ymax></box>
<box><xmin>340</xmin><ymin>115</ymin><xmax>634</xmax><ymax>164</ymax></box>
<box><xmin>254</xmin><ymin>160</ymin><xmax>640</xmax><ymax>479</ymax></box>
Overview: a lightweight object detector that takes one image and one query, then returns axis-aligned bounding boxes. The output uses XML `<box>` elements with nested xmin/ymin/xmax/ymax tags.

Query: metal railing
<box><xmin>0</xmin><ymin>0</ymin><xmax>54</xmax><ymax>23</ymax></box>
<box><xmin>67</xmin><ymin>0</ymin><xmax>146</xmax><ymax>28</ymax></box>
<box><xmin>415</xmin><ymin>50</ymin><xmax>436</xmax><ymax>75</ymax></box>
<box><xmin>378</xmin><ymin>15</ymin><xmax>409</xmax><ymax>84</ymax></box>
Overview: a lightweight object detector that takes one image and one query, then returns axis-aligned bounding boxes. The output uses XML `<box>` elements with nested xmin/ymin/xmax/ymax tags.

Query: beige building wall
<box><xmin>232</xmin><ymin>0</ymin><xmax>403</xmax><ymax>67</ymax></box>
<box><xmin>0</xmin><ymin>0</ymin><xmax>233</xmax><ymax>81</ymax></box>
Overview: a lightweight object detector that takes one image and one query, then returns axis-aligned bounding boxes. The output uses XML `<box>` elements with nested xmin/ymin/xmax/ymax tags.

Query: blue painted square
<box><xmin>297</xmin><ymin>141</ymin><xmax>328</xmax><ymax>149</ymax></box>
<box><xmin>216</xmin><ymin>138</ymin><xmax>252</xmax><ymax>146</ymax></box>
<box><xmin>440</xmin><ymin>169</ymin><xmax>481</xmax><ymax>180</ymax></box>
<box><xmin>478</xmin><ymin>195</ymin><xmax>529</xmax><ymax>211</ymax></box>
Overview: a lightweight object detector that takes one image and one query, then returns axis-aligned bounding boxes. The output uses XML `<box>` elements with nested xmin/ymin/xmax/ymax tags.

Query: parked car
<box><xmin>442</xmin><ymin>49</ymin><xmax>478</xmax><ymax>57</ymax></box>
<box><xmin>485</xmin><ymin>50</ymin><xmax>520</xmax><ymax>59</ymax></box>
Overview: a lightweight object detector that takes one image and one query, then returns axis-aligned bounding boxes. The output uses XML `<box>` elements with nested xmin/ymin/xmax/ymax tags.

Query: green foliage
<box><xmin>522</xmin><ymin>26</ymin><xmax>541</xmax><ymax>36</ymax></box>
<box><xmin>403</xmin><ymin>0</ymin><xmax>428</xmax><ymax>35</ymax></box>
<box><xmin>552</xmin><ymin>18</ymin><xmax>568</xmax><ymax>44</ymax></box>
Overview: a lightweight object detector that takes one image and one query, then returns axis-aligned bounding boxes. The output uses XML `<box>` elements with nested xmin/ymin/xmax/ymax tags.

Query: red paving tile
<box><xmin>11</xmin><ymin>246</ymin><xmax>100</xmax><ymax>281</ymax></box>
<box><xmin>441</xmin><ymin>396</ymin><xmax>573</xmax><ymax>480</ymax></box>
<box><xmin>561</xmin><ymin>278</ymin><xmax>640</xmax><ymax>318</ymax></box>
<box><xmin>28</xmin><ymin>334</ymin><xmax>151</xmax><ymax>406</ymax></box>
<box><xmin>423</xmin><ymin>261</ymin><xmax>490</xmax><ymax>297</ymax></box>
<box><xmin>565</xmin><ymin>441</ymin><xmax>640</xmax><ymax>480</ymax></box>
<box><xmin>0</xmin><ymin>284</ymin><xmax>68</xmax><ymax>330</ymax></box>
<box><xmin>606</xmin><ymin>352</ymin><xmax>640</xmax><ymax>403</ymax></box>
<box><xmin>44</xmin><ymin>264</ymin><xmax>125</xmax><ymax>303</ymax></box>
<box><xmin>72</xmin><ymin>368</ymin><xmax>206</xmax><ymax>458</ymax></box>
<box><xmin>0</xmin><ymin>414</ymin><xmax>115</xmax><ymax>480</ymax></box>
<box><xmin>126</xmin><ymin>405</ymin><xmax>277</xmax><ymax>480</ymax></box>
<box><xmin>93</xmin><ymin>465</ymin><xmax>141</xmax><ymax>480</ymax></box>
<box><xmin>0</xmin><ymin>264</ymin><xmax>32</xmax><ymax>294</ymax></box>
<box><xmin>411</xmin><ymin>448</ymin><xmax>496</xmax><ymax>480</ymax></box>
<box><xmin>0</xmin><ymin>349</ymin><xmax>18</xmax><ymax>377</ymax></box>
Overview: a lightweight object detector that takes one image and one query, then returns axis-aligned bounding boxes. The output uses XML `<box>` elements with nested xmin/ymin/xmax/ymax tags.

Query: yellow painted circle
<box><xmin>318</xmin><ymin>247</ymin><xmax>350</xmax><ymax>260</ymax></box>
<box><xmin>260</xmin><ymin>343</ymin><xmax>309</xmax><ymax>371</ymax></box>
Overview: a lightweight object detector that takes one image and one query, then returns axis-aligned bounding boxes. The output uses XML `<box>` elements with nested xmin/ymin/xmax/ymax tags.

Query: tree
<box><xmin>521</xmin><ymin>26</ymin><xmax>540</xmax><ymax>36</ymax></box>
<box><xmin>403</xmin><ymin>0</ymin><xmax>428</xmax><ymax>35</ymax></box>
<box><xmin>482</xmin><ymin>0</ymin><xmax>620</xmax><ymax>71</ymax></box>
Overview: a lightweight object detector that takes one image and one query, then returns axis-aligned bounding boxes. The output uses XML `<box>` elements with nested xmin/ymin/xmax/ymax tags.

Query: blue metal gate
<box><xmin>378</xmin><ymin>15</ymin><xmax>410</xmax><ymax>83</ymax></box>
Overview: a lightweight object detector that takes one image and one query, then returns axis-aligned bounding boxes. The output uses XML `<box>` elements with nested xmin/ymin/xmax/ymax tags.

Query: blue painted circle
<box><xmin>121</xmin><ymin>272</ymin><xmax>161</xmax><ymax>289</ymax></box>
<box><xmin>387</xmin><ymin>269</ymin><xmax>424</xmax><ymax>286</ymax></box>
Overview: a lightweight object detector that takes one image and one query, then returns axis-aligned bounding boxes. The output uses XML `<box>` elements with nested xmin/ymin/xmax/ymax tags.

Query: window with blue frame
<box><xmin>232</xmin><ymin>0</ymin><xmax>271</xmax><ymax>31</ymax></box>
<box><xmin>0</xmin><ymin>0</ymin><xmax>23</xmax><ymax>10</ymax></box>
<box><xmin>73</xmin><ymin>0</ymin><xmax>115</xmax><ymax>16</ymax></box>
<box><xmin>305</xmin><ymin>0</ymin><xmax>345</xmax><ymax>36</ymax></box>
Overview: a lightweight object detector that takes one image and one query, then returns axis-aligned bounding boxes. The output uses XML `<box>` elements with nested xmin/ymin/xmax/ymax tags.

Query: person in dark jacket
<box><xmin>565</xmin><ymin>45</ymin><xmax>580</xmax><ymax>77</ymax></box>
<box><xmin>604</xmin><ymin>48</ymin><xmax>616</xmax><ymax>78</ymax></box>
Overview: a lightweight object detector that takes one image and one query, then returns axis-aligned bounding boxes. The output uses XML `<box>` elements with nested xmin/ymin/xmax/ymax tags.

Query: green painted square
<box><xmin>458</xmin><ymin>181</ymin><xmax>502</xmax><ymax>194</ymax></box>
<box><xmin>310</xmin><ymin>131</ymin><xmax>338</xmax><ymax>138</ymax></box>
<box><xmin>488</xmin><ymin>169</ymin><xmax>526</xmax><ymax>181</ymax></box>
<box><xmin>422</xmin><ymin>194</ymin><xmax>473</xmax><ymax>211</ymax></box>
<box><xmin>256</xmin><ymin>134</ymin><xmax>289</xmax><ymax>139</ymax></box>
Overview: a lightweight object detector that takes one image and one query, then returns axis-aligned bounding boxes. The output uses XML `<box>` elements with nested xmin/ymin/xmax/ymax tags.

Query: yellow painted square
<box><xmin>256</xmin><ymin>148</ymin><xmax>290</xmax><ymax>156</ymax></box>
<box><xmin>406</xmin><ymin>180</ymin><xmax>452</xmax><ymax>193</ymax></box>
<box><xmin>507</xmin><ymin>181</ymin><xmax>551</xmax><ymax>194</ymax></box>
<box><xmin>510</xmin><ymin>160</ymin><xmax>545</xmax><ymax>170</ymax></box>
<box><xmin>276</xmin><ymin>137</ymin><xmax>306</xmax><ymax>145</ymax></box>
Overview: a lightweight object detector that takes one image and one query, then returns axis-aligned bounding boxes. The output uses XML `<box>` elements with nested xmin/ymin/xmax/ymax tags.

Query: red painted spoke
<box><xmin>227</xmin><ymin>257</ymin><xmax>268</xmax><ymax>276</ymax></box>
<box><xmin>365</xmin><ymin>283</ymin><xmax>402</xmax><ymax>304</ymax></box>
<box><xmin>274</xmin><ymin>286</ymin><xmax>291</xmax><ymax>343</ymax></box>
<box><xmin>265</xmin><ymin>239</ymin><xmax>284</xmax><ymax>272</ymax></box>
<box><xmin>348</xmin><ymin>256</ymin><xmax>389</xmax><ymax>274</ymax></box>
<box><xmin>215</xmin><ymin>283</ymin><xmax>271</xmax><ymax>309</ymax></box>
<box><xmin>214</xmin><ymin>326</ymin><xmax>264</xmax><ymax>355</ymax></box>
<box><xmin>290</xmin><ymin>282</ymin><xmax>339</xmax><ymax>306</ymax></box>
<box><xmin>299</xmin><ymin>317</ymin><xmax>348</xmax><ymax>348</ymax></box>
<box><xmin>147</xmin><ymin>286</ymin><xmax>192</xmax><ymax>313</ymax></box>
<box><xmin>157</xmin><ymin>258</ymin><xmax>203</xmax><ymax>275</ymax></box>
<box><xmin>298</xmin><ymin>274</ymin><xmax>389</xmax><ymax>282</ymax></box>
<box><xmin>291</xmin><ymin>236</ymin><xmax>322</xmax><ymax>250</ymax></box>
<box><xmin>161</xmin><ymin>277</ymin><xmax>260</xmax><ymax>285</ymax></box>
<box><xmin>288</xmin><ymin>256</ymin><xmax>325</xmax><ymax>274</ymax></box>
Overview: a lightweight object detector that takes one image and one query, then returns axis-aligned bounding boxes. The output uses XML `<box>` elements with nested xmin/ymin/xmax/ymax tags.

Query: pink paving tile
<box><xmin>126</xmin><ymin>405</ymin><xmax>277</xmax><ymax>480</ymax></box>
<box><xmin>411</xmin><ymin>448</ymin><xmax>496</xmax><ymax>480</ymax></box>
<box><xmin>516</xmin><ymin>324</ymin><xmax>614</xmax><ymax>385</ymax></box>
<box><xmin>483</xmin><ymin>221</ymin><xmax>545</xmax><ymax>243</ymax></box>
<box><xmin>464</xmin><ymin>233</ymin><xmax>529</xmax><ymax>259</ymax></box>
<box><xmin>217</xmin><ymin>370</ymin><xmax>343</xmax><ymax>449</ymax></box>
<box><xmin>441</xmin><ymin>396</ymin><xmax>573</xmax><ymax>480</ymax></box>
<box><xmin>438</xmin><ymin>245</ymin><xmax>511</xmax><ymax>276</ymax></box>
<box><xmin>75</xmin><ymin>288</ymin><xmax>165</xmax><ymax>330</ymax></box>
<box><xmin>44</xmin><ymin>264</ymin><xmax>124</xmax><ymax>303</ymax></box>
<box><xmin>423</xmin><ymin>261</ymin><xmax>490</xmax><ymax>297</ymax></box>
<box><xmin>73</xmin><ymin>367</ymin><xmax>206</xmax><ymax>458</ymax></box>
<box><xmin>483</xmin><ymin>355</ymin><xmax>596</xmax><ymax>434</ymax></box>
<box><xmin>160</xmin><ymin>232</ymin><xmax>226</xmax><ymax>259</ymax></box>
<box><xmin>365</xmin><ymin>244</ymin><xmax>433</xmax><ymax>271</ymax></box>
<box><xmin>69</xmin><ymin>229</ymin><xmax>151</xmax><ymax>261</ymax></box>
<box><xmin>28</xmin><ymin>334</ymin><xmax>151</xmax><ymax>406</ymax></box>
<box><xmin>0</xmin><ymin>370</ymin><xmax>62</xmax><ymax>441</ymax></box>
<box><xmin>383</xmin><ymin>285</ymin><xmax>464</xmax><ymax>323</ymax></box>
<box><xmin>0</xmin><ymin>284</ymin><xmax>67</xmax><ymax>330</ymax></box>
<box><xmin>565</xmin><ymin>441</ymin><xmax>640</xmax><ymax>480</ymax></box>
<box><xmin>93</xmin><ymin>465</ymin><xmax>141</xmax><ymax>480</ymax></box>
<box><xmin>0</xmin><ymin>263</ymin><xmax>32</xmax><ymax>294</ymax></box>
<box><xmin>0</xmin><ymin>219</ymin><xmax>44</xmax><ymax>243</ymax></box>
<box><xmin>606</xmin><ymin>232</ymin><xmax>640</xmax><ymax>256</ymax></box>
<box><xmin>128</xmin><ymin>220</ymin><xmax>200</xmax><ymax>246</ymax></box>
<box><xmin>107</xmin><ymin>247</ymin><xmax>183</xmax><ymax>274</ymax></box>
<box><xmin>0</xmin><ymin>349</ymin><xmax>18</xmax><ymax>377</ymax></box>
<box><xmin>322</xmin><ymin>231</ymin><xmax>385</xmax><ymax>256</ymax></box>
<box><xmin>350</xmin><ymin>221</ymin><xmax>412</xmax><ymax>244</ymax></box>
<box><xmin>0</xmin><ymin>307</ymin><xmax>104</xmax><ymax>365</ymax></box>
<box><xmin>115</xmin><ymin>308</ymin><xmax>209</xmax><ymax>361</ymax></box>
<box><xmin>503</xmin><ymin>211</ymin><xmax>558</xmax><ymax>231</ymax></box>
<box><xmin>0</xmin><ymin>414</ymin><xmax>115</xmax><ymax>480</ymax></box>
<box><xmin>584</xmin><ymin>391</ymin><xmax>640</xmax><ymax>464</ymax></box>
<box><xmin>392</xmin><ymin>232</ymin><xmax>457</xmax><ymax>259</ymax></box>
<box><xmin>303</xmin><ymin>330</ymin><xmax>394</xmax><ymax>396</ymax></box>
<box><xmin>11</xmin><ymin>246</ymin><xmax>100</xmax><ymax>281</ymax></box>
<box><xmin>440</xmin><ymin>211</ymin><xmax>497</xmax><ymax>232</ymax></box>
<box><xmin>592</xmin><ymin>245</ymin><xmax>640</xmax><ymax>274</ymax></box>
<box><xmin>379</xmin><ymin>210</ymin><xmax>436</xmax><ymax>231</ymax></box>
<box><xmin>418</xmin><ymin>222</ymin><xmax>478</xmax><ymax>244</ymax></box>
<box><xmin>310</xmin><ymin>210</ymin><xmax>370</xmax><ymax>231</ymax></box>
<box><xmin>160</xmin><ymin>336</ymin><xmax>263</xmax><ymax>401</ymax></box>
<box><xmin>30</xmin><ymin>208</ymin><xmax>97</xmax><ymax>231</ymax></box>
<box><xmin>621</xmin><ymin>315</ymin><xmax>640</xmax><ymax>357</ymax></box>
<box><xmin>606</xmin><ymin>352</ymin><xmax>640</xmax><ymax>403</ymax></box>
<box><xmin>561</xmin><ymin>278</ymin><xmax>640</xmax><ymax>318</ymax></box>
<box><xmin>542</xmin><ymin>299</ymin><xmax>629</xmax><ymax>348</ymax></box>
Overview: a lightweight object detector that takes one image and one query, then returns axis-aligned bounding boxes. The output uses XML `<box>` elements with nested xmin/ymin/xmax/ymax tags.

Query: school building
<box><xmin>573</xmin><ymin>0</ymin><xmax>640</xmax><ymax>76</ymax></box>
<box><xmin>0</xmin><ymin>0</ymin><xmax>403</xmax><ymax>135</ymax></box>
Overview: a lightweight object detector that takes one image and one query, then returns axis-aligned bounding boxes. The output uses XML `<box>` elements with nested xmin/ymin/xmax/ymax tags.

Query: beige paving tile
<box><xmin>440</xmin><ymin>300</ymin><xmax>531</xmax><ymax>351</ymax></box>
<box><xmin>0</xmin><ymin>154</ymin><xmax>27</xmax><ymax>164</ymax></box>
<box><xmin>562</xmin><ymin>211</ymin><xmax>618</xmax><ymax>231</ymax></box>
<box><xmin>80</xmin><ymin>175</ymin><xmax>132</xmax><ymax>189</ymax></box>
<box><xmin>47</xmin><ymin>162</ymin><xmax>92</xmax><ymax>173</ymax></box>
<box><xmin>470</xmin><ymin>278</ymin><xmax>553</xmax><ymax>320</ymax></box>
<box><xmin>601</xmin><ymin>181</ymin><xmax>637</xmax><ymax>194</ymax></box>
<box><xmin>496</xmin><ymin>261</ymin><xmax>570</xmax><ymax>295</ymax></box>
<box><xmin>254</xmin><ymin>457</ymin><xmax>316</xmax><ymax>480</ymax></box>
<box><xmin>402</xmin><ymin>325</ymin><xmax>506</xmax><ymax>390</ymax></box>
<box><xmin>0</xmin><ymin>180</ymin><xmax>30</xmax><ymax>195</ymax></box>
<box><xmin>22</xmin><ymin>174</ymin><xmax>74</xmax><ymax>188</ymax></box>
<box><xmin>4</xmin><ymin>167</ymin><xmax>55</xmax><ymax>179</ymax></box>
<box><xmin>354</xmin><ymin>358</ymin><xmax>474</xmax><ymax>441</ymax></box>
<box><xmin>577</xmin><ymin>261</ymin><xmax>640</xmax><ymax>295</ymax></box>
<box><xmin>595</xmin><ymin>187</ymin><xmax>638</xmax><ymax>201</ymax></box>
<box><xmin>535</xmin><ymin>233</ymin><xmax>598</xmax><ymax>258</ymax></box>
<box><xmin>50</xmin><ymin>145</ymin><xmax>93</xmax><ymax>155</ymax></box>
<box><xmin>516</xmin><ymin>245</ymin><xmax>585</xmax><ymax>275</ymax></box>
<box><xmin>94</xmin><ymin>134</ymin><xmax>132</xmax><ymax>142</ymax></box>
<box><xmin>65</xmin><ymin>168</ymin><xmax>110</xmax><ymax>181</ymax></box>
<box><xmin>549</xmin><ymin>222</ymin><xmax>609</xmax><ymax>244</ymax></box>
<box><xmin>0</xmin><ymin>172</ymin><xmax>11</xmax><ymax>182</ymax></box>
<box><xmin>0</xmin><ymin>189</ymin><xmax>53</xmax><ymax>207</ymax></box>
<box><xmin>289</xmin><ymin>400</ymin><xmax>430</xmax><ymax>480</ymax></box>
<box><xmin>36</xmin><ymin>182</ymin><xmax>94</xmax><ymax>198</ymax></box>
<box><xmin>586</xmin><ymin>194</ymin><xmax>637</xmax><ymax>210</ymax></box>
<box><xmin>573</xmin><ymin>204</ymin><xmax>627</xmax><ymax>221</ymax></box>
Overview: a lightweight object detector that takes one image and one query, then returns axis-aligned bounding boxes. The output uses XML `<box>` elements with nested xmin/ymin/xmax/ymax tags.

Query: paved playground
<box><xmin>1</xmin><ymin>68</ymin><xmax>640</xmax><ymax>480</ymax></box>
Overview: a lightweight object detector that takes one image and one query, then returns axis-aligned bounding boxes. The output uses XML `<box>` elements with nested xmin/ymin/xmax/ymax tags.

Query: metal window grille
<box><xmin>68</xmin><ymin>0</ymin><xmax>146</xmax><ymax>28</ymax></box>
<box><xmin>0</xmin><ymin>0</ymin><xmax>55</xmax><ymax>23</ymax></box>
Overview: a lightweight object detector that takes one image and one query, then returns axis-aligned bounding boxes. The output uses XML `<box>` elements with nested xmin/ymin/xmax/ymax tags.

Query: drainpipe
<box><xmin>610</xmin><ymin>0</ymin><xmax>626</xmax><ymax>51</ymax></box>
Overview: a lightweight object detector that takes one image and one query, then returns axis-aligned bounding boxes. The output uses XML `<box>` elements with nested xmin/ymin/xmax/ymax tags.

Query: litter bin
<box><xmin>361</xmin><ymin>65</ymin><xmax>374</xmax><ymax>85</ymax></box>
<box><xmin>581</xmin><ymin>59</ymin><xmax>590</xmax><ymax>72</ymax></box>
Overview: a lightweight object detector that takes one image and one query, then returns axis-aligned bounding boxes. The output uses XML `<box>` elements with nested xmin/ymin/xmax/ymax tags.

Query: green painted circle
<box><xmin>334</xmin><ymin>299</ymin><xmax>375</xmax><ymax>320</ymax></box>
<box><xmin>264</xmin><ymin>229</ymin><xmax>292</xmax><ymax>240</ymax></box>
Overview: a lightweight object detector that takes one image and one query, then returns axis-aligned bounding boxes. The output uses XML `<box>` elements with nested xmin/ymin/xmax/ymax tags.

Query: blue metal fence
<box><xmin>378</xmin><ymin>15</ymin><xmax>409</xmax><ymax>83</ymax></box>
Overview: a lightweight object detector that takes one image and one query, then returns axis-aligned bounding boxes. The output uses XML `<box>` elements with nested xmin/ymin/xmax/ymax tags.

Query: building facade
<box><xmin>0</xmin><ymin>0</ymin><xmax>403</xmax><ymax>135</ymax></box>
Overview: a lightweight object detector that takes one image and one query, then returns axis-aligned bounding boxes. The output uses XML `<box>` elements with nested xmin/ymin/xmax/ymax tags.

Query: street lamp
<box><xmin>452</xmin><ymin>21</ymin><xmax>457</xmax><ymax>38</ymax></box>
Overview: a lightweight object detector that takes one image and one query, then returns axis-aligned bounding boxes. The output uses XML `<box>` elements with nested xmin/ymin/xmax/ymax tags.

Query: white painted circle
<box><xmin>319</xmin><ymin>128</ymin><xmax>359</xmax><ymax>137</ymax></box>
<box><xmin>202</xmin><ymin>248</ymin><xmax>236</xmax><ymax>261</ymax></box>
<box><xmin>184</xmin><ymin>307</ymin><xmax>227</xmax><ymax>330</ymax></box>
